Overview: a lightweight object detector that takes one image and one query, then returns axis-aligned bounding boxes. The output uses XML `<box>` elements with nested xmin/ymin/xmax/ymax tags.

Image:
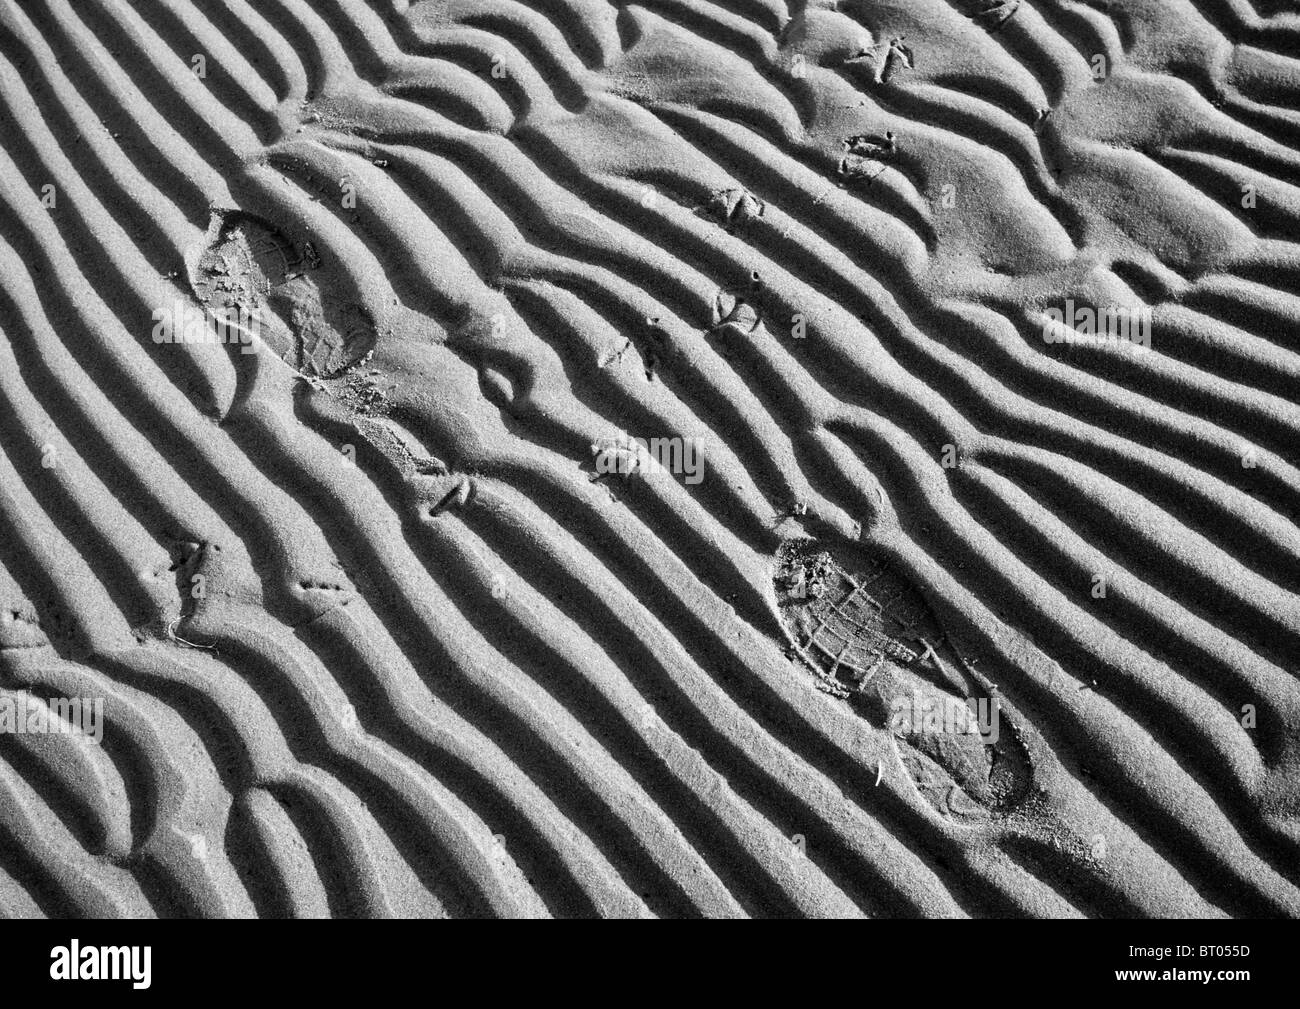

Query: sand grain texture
<box><xmin>0</xmin><ymin>0</ymin><xmax>1298</xmax><ymax>918</ymax></box>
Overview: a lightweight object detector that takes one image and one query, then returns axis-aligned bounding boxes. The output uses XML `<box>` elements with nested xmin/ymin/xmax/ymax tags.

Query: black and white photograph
<box><xmin>0</xmin><ymin>0</ymin><xmax>1294</xmax><ymax>986</ymax></box>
